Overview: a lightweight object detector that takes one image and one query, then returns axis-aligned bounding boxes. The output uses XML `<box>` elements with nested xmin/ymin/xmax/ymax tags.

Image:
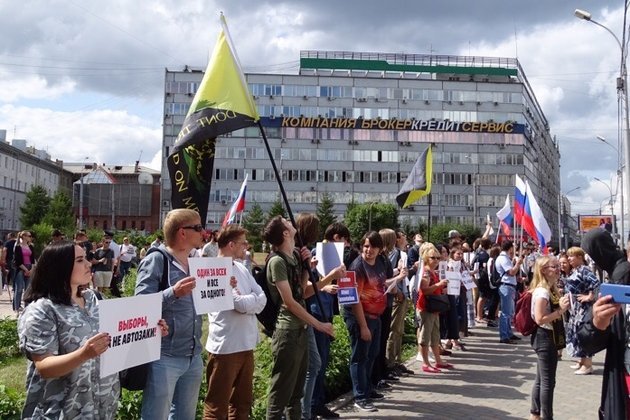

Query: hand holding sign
<box><xmin>82</xmin><ymin>332</ymin><xmax>111</xmax><ymax>360</ymax></box>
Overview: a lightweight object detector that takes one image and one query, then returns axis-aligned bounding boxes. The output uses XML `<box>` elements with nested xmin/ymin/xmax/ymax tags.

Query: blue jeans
<box><xmin>312</xmin><ymin>324</ymin><xmax>332</xmax><ymax>410</ymax></box>
<box><xmin>12</xmin><ymin>269</ymin><xmax>30</xmax><ymax>311</ymax></box>
<box><xmin>301</xmin><ymin>327</ymin><xmax>321</xmax><ymax>419</ymax></box>
<box><xmin>119</xmin><ymin>260</ymin><xmax>132</xmax><ymax>280</ymax></box>
<box><xmin>531</xmin><ymin>327</ymin><xmax>558</xmax><ymax>419</ymax></box>
<box><xmin>345</xmin><ymin>314</ymin><xmax>381</xmax><ymax>401</ymax></box>
<box><xmin>141</xmin><ymin>354</ymin><xmax>203</xmax><ymax>420</ymax></box>
<box><xmin>499</xmin><ymin>284</ymin><xmax>516</xmax><ymax>340</ymax></box>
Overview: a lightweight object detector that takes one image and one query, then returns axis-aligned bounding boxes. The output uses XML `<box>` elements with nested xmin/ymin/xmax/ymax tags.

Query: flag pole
<box><xmin>257</xmin><ymin>121</ymin><xmax>327</xmax><ymax>319</ymax></box>
<box><xmin>427</xmin><ymin>193</ymin><xmax>432</xmax><ymax>240</ymax></box>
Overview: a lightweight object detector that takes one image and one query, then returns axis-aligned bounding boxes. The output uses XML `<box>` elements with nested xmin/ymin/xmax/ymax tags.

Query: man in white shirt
<box><xmin>203</xmin><ymin>225</ymin><xmax>267</xmax><ymax>419</ymax></box>
<box><xmin>119</xmin><ymin>237</ymin><xmax>136</xmax><ymax>280</ymax></box>
<box><xmin>495</xmin><ymin>240</ymin><xmax>524</xmax><ymax>344</ymax></box>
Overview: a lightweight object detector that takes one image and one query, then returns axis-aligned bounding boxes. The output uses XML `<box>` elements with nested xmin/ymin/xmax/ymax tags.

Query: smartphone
<box><xmin>600</xmin><ymin>283</ymin><xmax>630</xmax><ymax>304</ymax></box>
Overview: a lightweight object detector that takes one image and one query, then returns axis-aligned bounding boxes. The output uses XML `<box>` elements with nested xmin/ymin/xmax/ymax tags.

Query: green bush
<box><xmin>0</xmin><ymin>385</ymin><xmax>23</xmax><ymax>419</ymax></box>
<box><xmin>0</xmin><ymin>318</ymin><xmax>20</xmax><ymax>360</ymax></box>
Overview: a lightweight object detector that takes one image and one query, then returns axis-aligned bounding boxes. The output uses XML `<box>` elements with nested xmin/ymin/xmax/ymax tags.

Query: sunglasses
<box><xmin>428</xmin><ymin>256</ymin><xmax>440</xmax><ymax>260</ymax></box>
<box><xmin>181</xmin><ymin>224</ymin><xmax>204</xmax><ymax>232</ymax></box>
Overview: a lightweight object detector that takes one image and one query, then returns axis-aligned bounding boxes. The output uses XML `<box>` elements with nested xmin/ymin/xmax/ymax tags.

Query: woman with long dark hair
<box><xmin>18</xmin><ymin>241</ymin><xmax>167</xmax><ymax>419</ymax></box>
<box><xmin>12</xmin><ymin>230</ymin><xmax>36</xmax><ymax>313</ymax></box>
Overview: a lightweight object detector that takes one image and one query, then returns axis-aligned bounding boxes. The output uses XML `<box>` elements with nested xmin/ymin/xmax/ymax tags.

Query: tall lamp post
<box><xmin>558</xmin><ymin>186</ymin><xmax>581</xmax><ymax>250</ymax></box>
<box><xmin>575</xmin><ymin>7</ymin><xmax>630</xmax><ymax>243</ymax></box>
<box><xmin>594</xmin><ymin>176</ymin><xmax>618</xmax><ymax>240</ymax></box>
<box><xmin>597</xmin><ymin>135</ymin><xmax>625</xmax><ymax>242</ymax></box>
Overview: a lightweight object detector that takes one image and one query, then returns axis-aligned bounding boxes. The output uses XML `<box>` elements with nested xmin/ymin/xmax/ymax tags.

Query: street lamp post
<box><xmin>594</xmin><ymin>176</ymin><xmax>618</xmax><ymax>240</ymax></box>
<box><xmin>597</xmin><ymin>135</ymin><xmax>625</xmax><ymax>242</ymax></box>
<box><xmin>576</xmin><ymin>7</ymin><xmax>630</xmax><ymax>243</ymax></box>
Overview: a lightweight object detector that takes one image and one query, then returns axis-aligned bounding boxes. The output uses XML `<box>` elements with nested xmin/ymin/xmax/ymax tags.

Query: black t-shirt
<box><xmin>93</xmin><ymin>248</ymin><xmax>114</xmax><ymax>271</ymax></box>
<box><xmin>5</xmin><ymin>239</ymin><xmax>15</xmax><ymax>266</ymax></box>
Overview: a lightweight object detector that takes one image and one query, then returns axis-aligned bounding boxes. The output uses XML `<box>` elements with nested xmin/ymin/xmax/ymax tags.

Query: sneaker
<box><xmin>376</xmin><ymin>380</ymin><xmax>391</xmax><ymax>389</ymax></box>
<box><xmin>354</xmin><ymin>399</ymin><xmax>376</xmax><ymax>412</ymax></box>
<box><xmin>499</xmin><ymin>338</ymin><xmax>516</xmax><ymax>344</ymax></box>
<box><xmin>312</xmin><ymin>405</ymin><xmax>340</xmax><ymax>418</ymax></box>
<box><xmin>569</xmin><ymin>363</ymin><xmax>582</xmax><ymax>370</ymax></box>
<box><xmin>510</xmin><ymin>335</ymin><xmax>522</xmax><ymax>341</ymax></box>
<box><xmin>369</xmin><ymin>390</ymin><xmax>385</xmax><ymax>399</ymax></box>
<box><xmin>487</xmin><ymin>320</ymin><xmax>498</xmax><ymax>327</ymax></box>
<box><xmin>575</xmin><ymin>366</ymin><xmax>593</xmax><ymax>375</ymax></box>
<box><xmin>384</xmin><ymin>371</ymin><xmax>399</xmax><ymax>381</ymax></box>
<box><xmin>415</xmin><ymin>352</ymin><xmax>423</xmax><ymax>361</ymax></box>
<box><xmin>396</xmin><ymin>364</ymin><xmax>415</xmax><ymax>375</ymax></box>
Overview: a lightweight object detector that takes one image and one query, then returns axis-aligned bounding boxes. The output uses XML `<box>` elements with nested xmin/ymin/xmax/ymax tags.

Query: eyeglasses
<box><xmin>544</xmin><ymin>265</ymin><xmax>560</xmax><ymax>270</ymax></box>
<box><xmin>104</xmin><ymin>241</ymin><xmax>111</xmax><ymax>244</ymax></box>
<box><xmin>428</xmin><ymin>256</ymin><xmax>440</xmax><ymax>260</ymax></box>
<box><xmin>181</xmin><ymin>224</ymin><xmax>204</xmax><ymax>232</ymax></box>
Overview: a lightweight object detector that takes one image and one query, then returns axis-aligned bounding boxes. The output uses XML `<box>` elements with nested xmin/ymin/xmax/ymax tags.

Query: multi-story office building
<box><xmin>162</xmin><ymin>51</ymin><xmax>562</xmax><ymax>244</ymax></box>
<box><xmin>0</xmin><ymin>130</ymin><xmax>73</xmax><ymax>234</ymax></box>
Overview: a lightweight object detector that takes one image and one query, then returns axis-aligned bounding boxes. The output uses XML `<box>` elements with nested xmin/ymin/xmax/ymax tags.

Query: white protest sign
<box><xmin>99</xmin><ymin>293</ymin><xmax>162</xmax><ymax>378</ymax></box>
<box><xmin>189</xmin><ymin>257</ymin><xmax>234</xmax><ymax>314</ymax></box>
<box><xmin>438</xmin><ymin>261</ymin><xmax>448</xmax><ymax>282</ymax></box>
<box><xmin>316</xmin><ymin>242</ymin><xmax>344</xmax><ymax>277</ymax></box>
<box><xmin>445</xmin><ymin>271</ymin><xmax>462</xmax><ymax>295</ymax></box>
<box><xmin>461</xmin><ymin>270</ymin><xmax>476</xmax><ymax>290</ymax></box>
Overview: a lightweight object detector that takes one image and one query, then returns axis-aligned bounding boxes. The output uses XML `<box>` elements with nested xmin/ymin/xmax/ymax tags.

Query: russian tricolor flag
<box><xmin>514</xmin><ymin>174</ymin><xmax>527</xmax><ymax>224</ymax></box>
<box><xmin>524</xmin><ymin>181</ymin><xmax>552</xmax><ymax>247</ymax></box>
<box><xmin>496</xmin><ymin>194</ymin><xmax>513</xmax><ymax>237</ymax></box>
<box><xmin>222</xmin><ymin>174</ymin><xmax>248</xmax><ymax>227</ymax></box>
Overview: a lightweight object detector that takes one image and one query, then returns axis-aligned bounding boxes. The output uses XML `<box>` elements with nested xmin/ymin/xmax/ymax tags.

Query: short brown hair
<box><xmin>217</xmin><ymin>225</ymin><xmax>248</xmax><ymax>249</ymax></box>
<box><xmin>264</xmin><ymin>216</ymin><xmax>289</xmax><ymax>247</ymax></box>
<box><xmin>566</xmin><ymin>246</ymin><xmax>585</xmax><ymax>259</ymax></box>
<box><xmin>296</xmin><ymin>213</ymin><xmax>319</xmax><ymax>245</ymax></box>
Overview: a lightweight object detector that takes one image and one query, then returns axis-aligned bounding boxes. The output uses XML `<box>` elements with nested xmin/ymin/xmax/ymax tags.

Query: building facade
<box><xmin>0</xmin><ymin>130</ymin><xmax>73</xmax><ymax>234</ymax></box>
<box><xmin>65</xmin><ymin>162</ymin><xmax>161</xmax><ymax>233</ymax></box>
<box><xmin>162</xmin><ymin>51</ymin><xmax>563</xmax><ymax>244</ymax></box>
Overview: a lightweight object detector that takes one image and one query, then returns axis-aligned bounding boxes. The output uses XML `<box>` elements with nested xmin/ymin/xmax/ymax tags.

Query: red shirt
<box><xmin>417</xmin><ymin>269</ymin><xmax>444</xmax><ymax>311</ymax></box>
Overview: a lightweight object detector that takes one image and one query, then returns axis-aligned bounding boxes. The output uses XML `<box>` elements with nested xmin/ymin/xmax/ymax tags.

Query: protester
<box><xmin>92</xmin><ymin>237</ymin><xmax>114</xmax><ymax>294</ymax></box>
<box><xmin>18</xmin><ymin>241</ymin><xmax>119</xmax><ymax>418</ymax></box>
<box><xmin>417</xmin><ymin>246</ymin><xmax>451</xmax><ymax>373</ymax></box>
<box><xmin>13</xmin><ymin>230</ymin><xmax>36</xmax><ymax>313</ymax></box>
<box><xmin>564</xmin><ymin>246</ymin><xmax>600</xmax><ymax>375</ymax></box>
<box><xmin>4</xmin><ymin>232</ymin><xmax>16</xmax><ymax>293</ymax></box>
<box><xmin>136</xmin><ymin>209</ymin><xmax>205</xmax><ymax>419</ymax></box>
<box><xmin>345</xmin><ymin>231</ymin><xmax>405</xmax><ymax>412</ymax></box>
<box><xmin>385</xmin><ymin>230</ymin><xmax>414</xmax><ymax>377</ymax></box>
<box><xmin>203</xmin><ymin>225</ymin><xmax>266</xmax><ymax>419</ymax></box>
<box><xmin>150</xmin><ymin>234</ymin><xmax>163</xmax><ymax>248</ymax></box>
<box><xmin>202</xmin><ymin>230</ymin><xmax>219</xmax><ymax>257</ymax></box>
<box><xmin>264</xmin><ymin>216</ymin><xmax>335</xmax><ymax>420</ymax></box>
<box><xmin>529</xmin><ymin>256</ymin><xmax>569</xmax><ymax>420</ymax></box>
<box><xmin>309</xmin><ymin>222</ymin><xmax>352</xmax><ymax>419</ymax></box>
<box><xmin>496</xmin><ymin>240</ymin><xmax>524</xmax><ymax>344</ymax></box>
<box><xmin>443</xmin><ymin>246</ymin><xmax>466</xmax><ymax>351</ymax></box>
<box><xmin>118</xmin><ymin>237</ymin><xmax>136</xmax><ymax>281</ymax></box>
<box><xmin>578</xmin><ymin>228</ymin><xmax>630</xmax><ymax>420</ymax></box>
<box><xmin>473</xmin><ymin>238</ymin><xmax>492</xmax><ymax>324</ymax></box>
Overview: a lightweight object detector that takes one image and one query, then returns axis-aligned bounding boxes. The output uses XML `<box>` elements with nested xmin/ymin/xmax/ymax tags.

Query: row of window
<box><xmin>0</xmin><ymin>156</ymin><xmax>58</xmax><ymax>182</ymax></box>
<box><xmin>248</xmin><ymin>84</ymin><xmax>524</xmax><ymax>104</ymax></box>
<box><xmin>165</xmin><ymin>102</ymin><xmax>523</xmax><ymax>125</ymax></box>
<box><xmin>212</xmin><ymin>167</ymin><xmax>517</xmax><ymax>188</ymax></box>
<box><xmin>213</xmin><ymin>146</ymin><xmax>525</xmax><ymax>167</ymax></box>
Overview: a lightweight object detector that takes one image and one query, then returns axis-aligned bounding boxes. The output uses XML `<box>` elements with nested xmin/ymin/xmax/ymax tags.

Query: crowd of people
<box><xmin>7</xmin><ymin>212</ymin><xmax>630</xmax><ymax>419</ymax></box>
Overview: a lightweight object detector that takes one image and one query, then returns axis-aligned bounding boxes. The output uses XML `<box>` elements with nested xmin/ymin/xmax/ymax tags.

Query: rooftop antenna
<box><xmin>137</xmin><ymin>150</ymin><xmax>143</xmax><ymax>162</ymax></box>
<box><xmin>514</xmin><ymin>23</ymin><xmax>519</xmax><ymax>59</ymax></box>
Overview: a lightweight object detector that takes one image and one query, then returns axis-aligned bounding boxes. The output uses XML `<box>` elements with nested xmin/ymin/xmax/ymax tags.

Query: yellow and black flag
<box><xmin>396</xmin><ymin>146</ymin><xmax>432</xmax><ymax>208</ymax></box>
<box><xmin>167</xmin><ymin>14</ymin><xmax>259</xmax><ymax>224</ymax></box>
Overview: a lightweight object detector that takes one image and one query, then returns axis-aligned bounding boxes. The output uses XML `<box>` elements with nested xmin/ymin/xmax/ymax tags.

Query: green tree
<box><xmin>30</xmin><ymin>222</ymin><xmax>54</xmax><ymax>255</ymax></box>
<box><xmin>316</xmin><ymin>193</ymin><xmax>337</xmax><ymax>237</ymax></box>
<box><xmin>345</xmin><ymin>202</ymin><xmax>399</xmax><ymax>242</ymax></box>
<box><xmin>242</xmin><ymin>203</ymin><xmax>265</xmax><ymax>252</ymax></box>
<box><xmin>266</xmin><ymin>198</ymin><xmax>287</xmax><ymax>221</ymax></box>
<box><xmin>426</xmin><ymin>223</ymin><xmax>481</xmax><ymax>245</ymax></box>
<box><xmin>42</xmin><ymin>191</ymin><xmax>74</xmax><ymax>232</ymax></box>
<box><xmin>19</xmin><ymin>185</ymin><xmax>51</xmax><ymax>229</ymax></box>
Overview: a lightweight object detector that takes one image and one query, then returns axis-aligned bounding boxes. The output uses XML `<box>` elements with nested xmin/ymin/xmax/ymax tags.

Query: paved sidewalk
<box><xmin>332</xmin><ymin>325</ymin><xmax>603</xmax><ymax>419</ymax></box>
<box><xmin>0</xmin><ymin>284</ymin><xmax>16</xmax><ymax>319</ymax></box>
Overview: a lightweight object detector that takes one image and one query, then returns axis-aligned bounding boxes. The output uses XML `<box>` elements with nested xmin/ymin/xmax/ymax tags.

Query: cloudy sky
<box><xmin>0</xmin><ymin>0</ymin><xmax>626</xmax><ymax>218</ymax></box>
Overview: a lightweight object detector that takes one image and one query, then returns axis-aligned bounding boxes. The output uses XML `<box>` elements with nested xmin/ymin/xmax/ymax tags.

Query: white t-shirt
<box><xmin>531</xmin><ymin>287</ymin><xmax>553</xmax><ymax>330</ymax></box>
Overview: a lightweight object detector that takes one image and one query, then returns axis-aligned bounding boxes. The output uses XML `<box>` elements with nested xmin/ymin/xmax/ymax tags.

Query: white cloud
<box><xmin>0</xmin><ymin>105</ymin><xmax>161</xmax><ymax>166</ymax></box>
<box><xmin>0</xmin><ymin>71</ymin><xmax>76</xmax><ymax>102</ymax></box>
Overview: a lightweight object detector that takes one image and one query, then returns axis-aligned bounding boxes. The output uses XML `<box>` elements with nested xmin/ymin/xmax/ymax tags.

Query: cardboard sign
<box><xmin>461</xmin><ymin>270</ymin><xmax>476</xmax><ymax>290</ymax></box>
<box><xmin>337</xmin><ymin>271</ymin><xmax>359</xmax><ymax>305</ymax></box>
<box><xmin>98</xmin><ymin>293</ymin><xmax>162</xmax><ymax>378</ymax></box>
<box><xmin>189</xmin><ymin>257</ymin><xmax>234</xmax><ymax>314</ymax></box>
<box><xmin>445</xmin><ymin>271</ymin><xmax>462</xmax><ymax>295</ymax></box>
<box><xmin>316</xmin><ymin>242</ymin><xmax>344</xmax><ymax>276</ymax></box>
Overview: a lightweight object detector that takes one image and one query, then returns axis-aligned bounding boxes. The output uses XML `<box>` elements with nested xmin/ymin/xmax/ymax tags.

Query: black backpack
<box><xmin>254</xmin><ymin>250</ymin><xmax>301</xmax><ymax>338</ymax></box>
<box><xmin>489</xmin><ymin>259</ymin><xmax>504</xmax><ymax>289</ymax></box>
<box><xmin>119</xmin><ymin>247</ymin><xmax>170</xmax><ymax>391</ymax></box>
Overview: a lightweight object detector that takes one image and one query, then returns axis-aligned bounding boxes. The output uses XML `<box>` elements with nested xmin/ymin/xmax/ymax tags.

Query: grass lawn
<box><xmin>0</xmin><ymin>356</ymin><xmax>26</xmax><ymax>390</ymax></box>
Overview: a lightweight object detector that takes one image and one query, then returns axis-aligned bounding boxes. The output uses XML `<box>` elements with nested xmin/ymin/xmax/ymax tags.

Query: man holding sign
<box><xmin>203</xmin><ymin>225</ymin><xmax>267</xmax><ymax>419</ymax></box>
<box><xmin>135</xmin><ymin>209</ymin><xmax>205</xmax><ymax>420</ymax></box>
